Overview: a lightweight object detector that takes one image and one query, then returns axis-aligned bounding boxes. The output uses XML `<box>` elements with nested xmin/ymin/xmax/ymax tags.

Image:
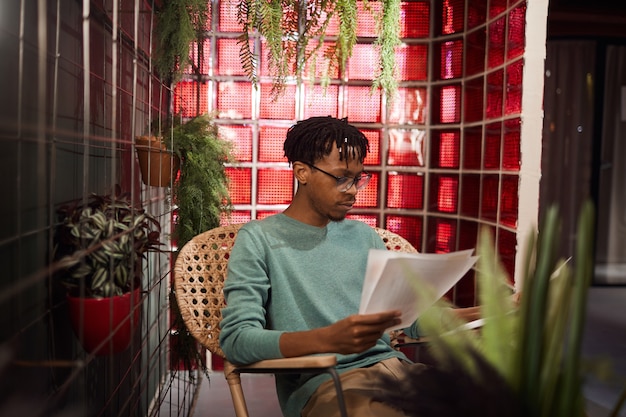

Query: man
<box><xmin>220</xmin><ymin>116</ymin><xmax>433</xmax><ymax>417</ymax></box>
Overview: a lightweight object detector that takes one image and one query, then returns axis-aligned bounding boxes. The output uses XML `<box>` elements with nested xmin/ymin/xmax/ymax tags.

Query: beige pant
<box><xmin>301</xmin><ymin>358</ymin><xmax>419</xmax><ymax>417</ymax></box>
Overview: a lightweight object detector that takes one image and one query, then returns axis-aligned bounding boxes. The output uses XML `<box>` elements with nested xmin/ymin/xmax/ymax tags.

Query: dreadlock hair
<box><xmin>283</xmin><ymin>116</ymin><xmax>369</xmax><ymax>166</ymax></box>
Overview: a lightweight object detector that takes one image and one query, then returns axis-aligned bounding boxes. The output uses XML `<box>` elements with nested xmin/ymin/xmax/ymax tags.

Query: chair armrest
<box><xmin>236</xmin><ymin>355</ymin><xmax>338</xmax><ymax>371</ymax></box>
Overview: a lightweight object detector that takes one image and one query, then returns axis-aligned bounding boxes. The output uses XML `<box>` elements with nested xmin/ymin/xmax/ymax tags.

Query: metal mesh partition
<box><xmin>0</xmin><ymin>1</ymin><xmax>199</xmax><ymax>416</ymax></box>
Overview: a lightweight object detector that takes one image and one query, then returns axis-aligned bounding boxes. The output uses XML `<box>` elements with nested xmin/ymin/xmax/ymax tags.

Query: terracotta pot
<box><xmin>66</xmin><ymin>288</ymin><xmax>142</xmax><ymax>355</ymax></box>
<box><xmin>135</xmin><ymin>136</ymin><xmax>180</xmax><ymax>187</ymax></box>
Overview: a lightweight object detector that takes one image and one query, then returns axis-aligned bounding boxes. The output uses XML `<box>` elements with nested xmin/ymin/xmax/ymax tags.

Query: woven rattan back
<box><xmin>173</xmin><ymin>224</ymin><xmax>418</xmax><ymax>359</ymax></box>
<box><xmin>374</xmin><ymin>227</ymin><xmax>418</xmax><ymax>254</ymax></box>
<box><xmin>174</xmin><ymin>223</ymin><xmax>243</xmax><ymax>358</ymax></box>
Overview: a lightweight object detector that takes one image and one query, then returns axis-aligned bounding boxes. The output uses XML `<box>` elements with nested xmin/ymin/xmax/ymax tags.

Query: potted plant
<box><xmin>161</xmin><ymin>113</ymin><xmax>233</xmax><ymax>378</ymax></box>
<box><xmin>135</xmin><ymin>135</ymin><xmax>180</xmax><ymax>187</ymax></box>
<box><xmin>163</xmin><ymin>113</ymin><xmax>234</xmax><ymax>249</ymax></box>
<box><xmin>54</xmin><ymin>186</ymin><xmax>162</xmax><ymax>355</ymax></box>
<box><xmin>375</xmin><ymin>201</ymin><xmax>626</xmax><ymax>417</ymax></box>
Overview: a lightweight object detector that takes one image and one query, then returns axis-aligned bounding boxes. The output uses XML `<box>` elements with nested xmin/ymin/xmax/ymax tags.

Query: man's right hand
<box><xmin>279</xmin><ymin>310</ymin><xmax>402</xmax><ymax>357</ymax></box>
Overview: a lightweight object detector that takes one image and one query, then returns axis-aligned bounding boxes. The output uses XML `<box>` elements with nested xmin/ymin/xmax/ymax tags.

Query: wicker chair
<box><xmin>173</xmin><ymin>223</ymin><xmax>418</xmax><ymax>417</ymax></box>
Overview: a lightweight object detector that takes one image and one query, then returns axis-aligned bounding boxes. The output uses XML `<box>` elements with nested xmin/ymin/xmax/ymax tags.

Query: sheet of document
<box><xmin>359</xmin><ymin>249</ymin><xmax>478</xmax><ymax>330</ymax></box>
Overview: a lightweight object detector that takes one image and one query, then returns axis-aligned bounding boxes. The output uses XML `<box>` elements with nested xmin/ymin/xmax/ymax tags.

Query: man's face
<box><xmin>300</xmin><ymin>145</ymin><xmax>367</xmax><ymax>223</ymax></box>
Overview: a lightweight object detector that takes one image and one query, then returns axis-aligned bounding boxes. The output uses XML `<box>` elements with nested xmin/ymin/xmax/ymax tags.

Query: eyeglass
<box><xmin>302</xmin><ymin>162</ymin><xmax>372</xmax><ymax>192</ymax></box>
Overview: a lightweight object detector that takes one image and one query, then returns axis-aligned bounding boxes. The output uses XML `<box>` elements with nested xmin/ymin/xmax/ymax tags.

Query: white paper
<box><xmin>359</xmin><ymin>249</ymin><xmax>478</xmax><ymax>330</ymax></box>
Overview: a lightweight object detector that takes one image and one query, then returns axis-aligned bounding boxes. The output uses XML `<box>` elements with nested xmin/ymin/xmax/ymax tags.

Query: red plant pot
<box><xmin>67</xmin><ymin>288</ymin><xmax>142</xmax><ymax>356</ymax></box>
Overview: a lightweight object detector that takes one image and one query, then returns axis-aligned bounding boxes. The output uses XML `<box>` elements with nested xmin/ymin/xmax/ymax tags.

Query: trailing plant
<box><xmin>158</xmin><ymin>114</ymin><xmax>233</xmax><ymax>381</ymax></box>
<box><xmin>236</xmin><ymin>0</ymin><xmax>402</xmax><ymax>102</ymax></box>
<box><xmin>376</xmin><ymin>201</ymin><xmax>621</xmax><ymax>417</ymax></box>
<box><xmin>153</xmin><ymin>0</ymin><xmax>209</xmax><ymax>83</ymax></box>
<box><xmin>163</xmin><ymin>113</ymin><xmax>234</xmax><ymax>249</ymax></box>
<box><xmin>54</xmin><ymin>186</ymin><xmax>162</xmax><ymax>298</ymax></box>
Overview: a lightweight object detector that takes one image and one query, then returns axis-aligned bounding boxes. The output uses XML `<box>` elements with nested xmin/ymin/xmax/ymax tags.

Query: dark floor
<box><xmin>190</xmin><ymin>285</ymin><xmax>626</xmax><ymax>417</ymax></box>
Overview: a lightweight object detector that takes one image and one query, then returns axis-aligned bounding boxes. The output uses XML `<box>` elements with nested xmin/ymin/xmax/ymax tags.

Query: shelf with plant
<box><xmin>53</xmin><ymin>186</ymin><xmax>162</xmax><ymax>354</ymax></box>
<box><xmin>161</xmin><ymin>113</ymin><xmax>234</xmax><ymax>378</ymax></box>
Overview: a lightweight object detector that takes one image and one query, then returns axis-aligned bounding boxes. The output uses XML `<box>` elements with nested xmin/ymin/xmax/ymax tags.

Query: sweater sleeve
<box><xmin>219</xmin><ymin>224</ymin><xmax>285</xmax><ymax>364</ymax></box>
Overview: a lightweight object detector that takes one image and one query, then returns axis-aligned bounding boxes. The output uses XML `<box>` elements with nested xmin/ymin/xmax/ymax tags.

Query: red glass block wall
<box><xmin>173</xmin><ymin>0</ymin><xmax>528</xmax><ymax>305</ymax></box>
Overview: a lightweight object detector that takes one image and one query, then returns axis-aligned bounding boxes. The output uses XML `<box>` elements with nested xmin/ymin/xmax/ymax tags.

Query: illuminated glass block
<box><xmin>480</xmin><ymin>174</ymin><xmax>499</xmax><ymax>222</ymax></box>
<box><xmin>226</xmin><ymin>167</ymin><xmax>251</xmax><ymax>205</ymax></box>
<box><xmin>503</xmin><ymin>118</ymin><xmax>521</xmax><ymax>171</ymax></box>
<box><xmin>467</xmin><ymin>1</ymin><xmax>487</xmax><ymax>29</ymax></box>
<box><xmin>223</xmin><ymin>211</ymin><xmax>251</xmax><ymax>225</ymax></box>
<box><xmin>388</xmin><ymin>128</ymin><xmax>425</xmax><ymax>167</ymax></box>
<box><xmin>484</xmin><ymin>122</ymin><xmax>501</xmax><ymax>170</ymax></box>
<box><xmin>217</xmin><ymin>39</ymin><xmax>247</xmax><ymax>76</ymax></box>
<box><xmin>218</xmin><ymin>124</ymin><xmax>252</xmax><ymax>162</ymax></box>
<box><xmin>185</xmin><ymin>39</ymin><xmax>211</xmax><ymax>75</ymax></box>
<box><xmin>498</xmin><ymin>228</ymin><xmax>517</xmax><ymax>281</ymax></box>
<box><xmin>431</xmin><ymin>130</ymin><xmax>460</xmax><ymax>169</ymax></box>
<box><xmin>356</xmin><ymin>1</ymin><xmax>380</xmax><ymax>37</ymax></box>
<box><xmin>437</xmin><ymin>40</ymin><xmax>464</xmax><ymax>80</ymax></box>
<box><xmin>355</xmin><ymin>172</ymin><xmax>378</xmax><ymax>208</ymax></box>
<box><xmin>488</xmin><ymin>17</ymin><xmax>506</xmax><ymax>69</ymax></box>
<box><xmin>346</xmin><ymin>214</ymin><xmax>378</xmax><ymax>228</ymax></box>
<box><xmin>459</xmin><ymin>220</ymin><xmax>478</xmax><ymax>251</ymax></box>
<box><xmin>302</xmin><ymin>41</ymin><xmax>339</xmax><ymax>80</ymax></box>
<box><xmin>303</xmin><ymin>85</ymin><xmax>339</xmax><ymax>119</ymax></box>
<box><xmin>505</xmin><ymin>60</ymin><xmax>523</xmax><ymax>115</ymax></box>
<box><xmin>400</xmin><ymin>1</ymin><xmax>430</xmax><ymax>38</ymax></box>
<box><xmin>460</xmin><ymin>174</ymin><xmax>481</xmax><ymax>217</ymax></box>
<box><xmin>217</xmin><ymin>82</ymin><xmax>252</xmax><ymax>119</ymax></box>
<box><xmin>396</xmin><ymin>44</ymin><xmax>428</xmax><ymax>81</ymax></box>
<box><xmin>441</xmin><ymin>0</ymin><xmax>465</xmax><ymax>35</ymax></box>
<box><xmin>507</xmin><ymin>4</ymin><xmax>526</xmax><ymax>60</ymax></box>
<box><xmin>388</xmin><ymin>87</ymin><xmax>427</xmax><ymax>124</ymax></box>
<box><xmin>434</xmin><ymin>85</ymin><xmax>461</xmax><ymax>123</ymax></box>
<box><xmin>219</xmin><ymin>2</ymin><xmax>243</xmax><ymax>32</ymax></box>
<box><xmin>486</xmin><ymin>69</ymin><xmax>504</xmax><ymax>119</ymax></box>
<box><xmin>385</xmin><ymin>215</ymin><xmax>423</xmax><ymax>252</ymax></box>
<box><xmin>362</xmin><ymin>129</ymin><xmax>381</xmax><ymax>166</ymax></box>
<box><xmin>260</xmin><ymin>84</ymin><xmax>296</xmax><ymax>119</ymax></box>
<box><xmin>430</xmin><ymin>174</ymin><xmax>458</xmax><ymax>214</ymax></box>
<box><xmin>454</xmin><ymin>271</ymin><xmax>477</xmax><ymax>307</ymax></box>
<box><xmin>464</xmin><ymin>77</ymin><xmax>484</xmax><ymax>122</ymax></box>
<box><xmin>258</xmin><ymin>168</ymin><xmax>293</xmax><ymax>205</ymax></box>
<box><xmin>466</xmin><ymin>29</ymin><xmax>486</xmax><ymax>76</ymax></box>
<box><xmin>489</xmin><ymin>0</ymin><xmax>508</xmax><ymax>18</ymax></box>
<box><xmin>386</xmin><ymin>172</ymin><xmax>423</xmax><ymax>209</ymax></box>
<box><xmin>426</xmin><ymin>217</ymin><xmax>457</xmax><ymax>253</ymax></box>
<box><xmin>345</xmin><ymin>86</ymin><xmax>381</xmax><ymax>123</ymax></box>
<box><xmin>348</xmin><ymin>44</ymin><xmax>379</xmax><ymax>80</ymax></box>
<box><xmin>174</xmin><ymin>81</ymin><xmax>208</xmax><ymax>117</ymax></box>
<box><xmin>260</xmin><ymin>40</ymin><xmax>297</xmax><ymax>77</ymax></box>
<box><xmin>500</xmin><ymin>174</ymin><xmax>518</xmax><ymax>228</ymax></box>
<box><xmin>257</xmin><ymin>211</ymin><xmax>283</xmax><ymax>220</ymax></box>
<box><xmin>259</xmin><ymin>126</ymin><xmax>289</xmax><ymax>162</ymax></box>
<box><xmin>463</xmin><ymin>126</ymin><xmax>483</xmax><ymax>169</ymax></box>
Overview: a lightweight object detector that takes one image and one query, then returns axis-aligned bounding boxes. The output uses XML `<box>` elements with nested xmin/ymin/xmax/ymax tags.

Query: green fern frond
<box><xmin>166</xmin><ymin>114</ymin><xmax>234</xmax><ymax>248</ymax></box>
<box><xmin>335</xmin><ymin>0</ymin><xmax>358</xmax><ymax>74</ymax></box>
<box><xmin>371</xmin><ymin>0</ymin><xmax>401</xmax><ymax>104</ymax></box>
<box><xmin>237</xmin><ymin>0</ymin><xmax>259</xmax><ymax>86</ymax></box>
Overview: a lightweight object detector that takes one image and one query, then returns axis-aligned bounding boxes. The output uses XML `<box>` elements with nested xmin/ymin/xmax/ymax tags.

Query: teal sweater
<box><xmin>219</xmin><ymin>214</ymin><xmax>414</xmax><ymax>417</ymax></box>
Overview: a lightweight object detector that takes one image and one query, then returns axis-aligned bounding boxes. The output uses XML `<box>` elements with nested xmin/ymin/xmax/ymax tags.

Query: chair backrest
<box><xmin>174</xmin><ymin>223</ymin><xmax>418</xmax><ymax>359</ymax></box>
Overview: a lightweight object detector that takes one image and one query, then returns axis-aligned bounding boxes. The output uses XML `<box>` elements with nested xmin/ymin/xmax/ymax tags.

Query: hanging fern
<box><xmin>235</xmin><ymin>0</ymin><xmax>401</xmax><ymax>103</ymax></box>
<box><xmin>154</xmin><ymin>0</ymin><xmax>209</xmax><ymax>83</ymax></box>
<box><xmin>372</xmin><ymin>0</ymin><xmax>401</xmax><ymax>104</ymax></box>
<box><xmin>163</xmin><ymin>114</ymin><xmax>234</xmax><ymax>248</ymax></box>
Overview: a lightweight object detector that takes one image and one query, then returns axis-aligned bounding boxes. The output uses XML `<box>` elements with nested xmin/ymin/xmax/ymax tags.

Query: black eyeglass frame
<box><xmin>301</xmin><ymin>161</ymin><xmax>372</xmax><ymax>192</ymax></box>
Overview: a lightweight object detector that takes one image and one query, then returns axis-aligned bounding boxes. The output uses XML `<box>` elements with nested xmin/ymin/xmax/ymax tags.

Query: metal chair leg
<box><xmin>327</xmin><ymin>368</ymin><xmax>348</xmax><ymax>417</ymax></box>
